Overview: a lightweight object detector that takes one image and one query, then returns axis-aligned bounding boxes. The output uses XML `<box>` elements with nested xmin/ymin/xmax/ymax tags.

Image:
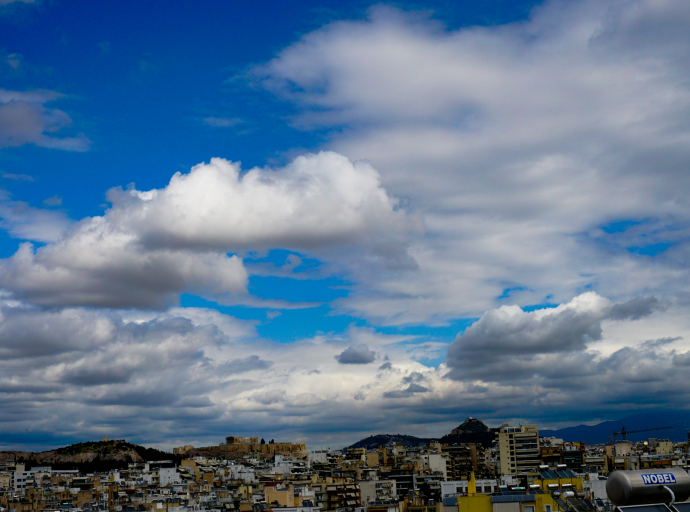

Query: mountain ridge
<box><xmin>345</xmin><ymin>411</ymin><xmax>690</xmax><ymax>450</ymax></box>
<box><xmin>540</xmin><ymin>411</ymin><xmax>690</xmax><ymax>444</ymax></box>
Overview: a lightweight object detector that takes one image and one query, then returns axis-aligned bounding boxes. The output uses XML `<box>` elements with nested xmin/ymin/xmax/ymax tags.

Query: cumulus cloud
<box><xmin>0</xmin><ymin>89</ymin><xmax>89</xmax><ymax>151</ymax></box>
<box><xmin>446</xmin><ymin>292</ymin><xmax>662</xmax><ymax>382</ymax></box>
<box><xmin>254</xmin><ymin>0</ymin><xmax>690</xmax><ymax>324</ymax></box>
<box><xmin>0</xmin><ymin>152</ymin><xmax>409</xmax><ymax>309</ymax></box>
<box><xmin>108</xmin><ymin>152</ymin><xmax>407</xmax><ymax>252</ymax></box>
<box><xmin>335</xmin><ymin>344</ymin><xmax>376</xmax><ymax>364</ymax></box>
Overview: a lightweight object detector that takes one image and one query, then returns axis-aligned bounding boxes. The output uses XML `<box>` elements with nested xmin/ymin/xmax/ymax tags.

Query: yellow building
<box><xmin>458</xmin><ymin>491</ymin><xmax>558</xmax><ymax>512</ymax></box>
<box><xmin>266</xmin><ymin>484</ymin><xmax>295</xmax><ymax>507</ymax></box>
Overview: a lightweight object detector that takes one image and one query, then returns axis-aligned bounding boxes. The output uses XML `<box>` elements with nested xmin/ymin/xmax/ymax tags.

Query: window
<box><xmin>525</xmin><ymin>506</ymin><xmax>535</xmax><ymax>512</ymax></box>
<box><xmin>544</xmin><ymin>506</ymin><xmax>552</xmax><ymax>512</ymax></box>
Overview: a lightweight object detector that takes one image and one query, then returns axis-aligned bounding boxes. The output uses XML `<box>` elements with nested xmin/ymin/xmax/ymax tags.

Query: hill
<box><xmin>439</xmin><ymin>417</ymin><xmax>497</xmax><ymax>448</ymax></box>
<box><xmin>540</xmin><ymin>411</ymin><xmax>690</xmax><ymax>444</ymax></box>
<box><xmin>0</xmin><ymin>439</ymin><xmax>180</xmax><ymax>472</ymax></box>
<box><xmin>345</xmin><ymin>417</ymin><xmax>498</xmax><ymax>450</ymax></box>
<box><xmin>346</xmin><ymin>434</ymin><xmax>437</xmax><ymax>450</ymax></box>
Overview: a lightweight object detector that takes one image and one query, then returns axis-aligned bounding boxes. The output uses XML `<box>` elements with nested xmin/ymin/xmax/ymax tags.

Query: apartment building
<box><xmin>498</xmin><ymin>424</ymin><xmax>540</xmax><ymax>475</ymax></box>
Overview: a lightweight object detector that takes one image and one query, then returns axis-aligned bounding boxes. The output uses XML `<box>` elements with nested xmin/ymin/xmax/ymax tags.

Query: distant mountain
<box><xmin>540</xmin><ymin>411</ymin><xmax>690</xmax><ymax>444</ymax></box>
<box><xmin>346</xmin><ymin>434</ymin><xmax>437</xmax><ymax>450</ymax></box>
<box><xmin>440</xmin><ymin>417</ymin><xmax>497</xmax><ymax>448</ymax></box>
<box><xmin>346</xmin><ymin>417</ymin><xmax>498</xmax><ymax>451</ymax></box>
<box><xmin>0</xmin><ymin>439</ymin><xmax>179</xmax><ymax>472</ymax></box>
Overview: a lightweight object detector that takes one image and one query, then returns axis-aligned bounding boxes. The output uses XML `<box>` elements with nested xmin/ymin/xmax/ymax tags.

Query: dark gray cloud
<box><xmin>219</xmin><ymin>355</ymin><xmax>273</xmax><ymax>374</ymax></box>
<box><xmin>383</xmin><ymin>383</ymin><xmax>429</xmax><ymax>398</ymax></box>
<box><xmin>641</xmin><ymin>336</ymin><xmax>681</xmax><ymax>348</ymax></box>
<box><xmin>0</xmin><ymin>304</ymin><xmax>256</xmax><ymax>447</ymax></box>
<box><xmin>0</xmin><ymin>89</ymin><xmax>90</xmax><ymax>151</ymax></box>
<box><xmin>447</xmin><ymin>293</ymin><xmax>667</xmax><ymax>384</ymax></box>
<box><xmin>402</xmin><ymin>371</ymin><xmax>425</xmax><ymax>384</ymax></box>
<box><xmin>0</xmin><ymin>308</ymin><xmax>115</xmax><ymax>360</ymax></box>
<box><xmin>447</xmin><ymin>293</ymin><xmax>609</xmax><ymax>381</ymax></box>
<box><xmin>88</xmin><ymin>388</ymin><xmax>181</xmax><ymax>408</ymax></box>
<box><xmin>335</xmin><ymin>344</ymin><xmax>376</xmax><ymax>364</ymax></box>
<box><xmin>673</xmin><ymin>351</ymin><xmax>690</xmax><ymax>367</ymax></box>
<box><xmin>609</xmin><ymin>296</ymin><xmax>662</xmax><ymax>320</ymax></box>
<box><xmin>60</xmin><ymin>365</ymin><xmax>134</xmax><ymax>387</ymax></box>
<box><xmin>0</xmin><ymin>241</ymin><xmax>248</xmax><ymax>310</ymax></box>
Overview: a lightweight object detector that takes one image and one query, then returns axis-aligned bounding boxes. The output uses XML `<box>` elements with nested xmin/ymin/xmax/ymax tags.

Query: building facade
<box><xmin>498</xmin><ymin>425</ymin><xmax>540</xmax><ymax>475</ymax></box>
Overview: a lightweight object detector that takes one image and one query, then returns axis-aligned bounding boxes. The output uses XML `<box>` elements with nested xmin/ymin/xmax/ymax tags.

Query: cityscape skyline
<box><xmin>1</xmin><ymin>420</ymin><xmax>686</xmax><ymax>512</ymax></box>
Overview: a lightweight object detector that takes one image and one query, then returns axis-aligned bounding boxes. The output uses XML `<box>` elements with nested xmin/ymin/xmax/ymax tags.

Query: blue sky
<box><xmin>0</xmin><ymin>0</ymin><xmax>540</xmax><ymax>344</ymax></box>
<box><xmin>2</xmin><ymin>0</ymin><xmax>690</xmax><ymax>451</ymax></box>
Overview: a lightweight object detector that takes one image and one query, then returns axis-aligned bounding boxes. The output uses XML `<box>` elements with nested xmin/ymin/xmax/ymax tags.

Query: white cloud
<box><xmin>108</xmin><ymin>152</ymin><xmax>407</xmax><ymax>252</ymax></box>
<box><xmin>42</xmin><ymin>195</ymin><xmax>62</xmax><ymax>207</ymax></box>
<box><xmin>0</xmin><ymin>89</ymin><xmax>90</xmax><ymax>151</ymax></box>
<box><xmin>2</xmin><ymin>172</ymin><xmax>34</xmax><ymax>182</ymax></box>
<box><xmin>0</xmin><ymin>0</ymin><xmax>35</xmax><ymax>5</ymax></box>
<box><xmin>203</xmin><ymin>117</ymin><xmax>242</xmax><ymax>127</ymax></box>
<box><xmin>0</xmin><ymin>151</ymin><xmax>409</xmax><ymax>308</ymax></box>
<box><xmin>0</xmin><ymin>197</ymin><xmax>71</xmax><ymax>242</ymax></box>
<box><xmin>255</xmin><ymin>0</ymin><xmax>690</xmax><ymax>323</ymax></box>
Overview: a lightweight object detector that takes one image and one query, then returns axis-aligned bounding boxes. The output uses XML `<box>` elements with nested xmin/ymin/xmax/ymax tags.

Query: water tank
<box><xmin>606</xmin><ymin>468</ymin><xmax>690</xmax><ymax>506</ymax></box>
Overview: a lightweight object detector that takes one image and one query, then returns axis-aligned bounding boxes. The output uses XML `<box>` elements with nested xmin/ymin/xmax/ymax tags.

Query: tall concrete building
<box><xmin>498</xmin><ymin>424</ymin><xmax>540</xmax><ymax>475</ymax></box>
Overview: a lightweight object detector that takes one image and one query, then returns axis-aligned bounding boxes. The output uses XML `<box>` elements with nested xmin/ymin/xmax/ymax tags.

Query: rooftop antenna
<box><xmin>612</xmin><ymin>426</ymin><xmax>672</xmax><ymax>440</ymax></box>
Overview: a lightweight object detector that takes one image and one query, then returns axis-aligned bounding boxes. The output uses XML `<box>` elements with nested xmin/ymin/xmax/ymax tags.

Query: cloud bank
<box><xmin>255</xmin><ymin>0</ymin><xmax>690</xmax><ymax>324</ymax></box>
<box><xmin>0</xmin><ymin>293</ymin><xmax>688</xmax><ymax>450</ymax></box>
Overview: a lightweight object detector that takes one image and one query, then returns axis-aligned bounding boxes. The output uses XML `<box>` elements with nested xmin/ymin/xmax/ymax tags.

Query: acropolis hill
<box><xmin>173</xmin><ymin>436</ymin><xmax>307</xmax><ymax>457</ymax></box>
